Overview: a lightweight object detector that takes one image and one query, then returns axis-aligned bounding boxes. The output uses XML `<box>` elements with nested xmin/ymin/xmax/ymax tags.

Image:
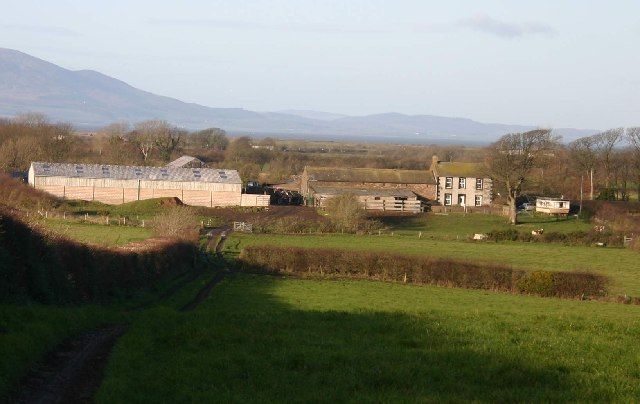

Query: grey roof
<box><xmin>30</xmin><ymin>162</ymin><xmax>241</xmax><ymax>184</ymax></box>
<box><xmin>311</xmin><ymin>186</ymin><xmax>417</xmax><ymax>198</ymax></box>
<box><xmin>166</xmin><ymin>155</ymin><xmax>204</xmax><ymax>168</ymax></box>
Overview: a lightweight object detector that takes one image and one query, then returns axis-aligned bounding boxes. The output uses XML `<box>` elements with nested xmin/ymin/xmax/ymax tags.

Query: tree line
<box><xmin>1</xmin><ymin>113</ymin><xmax>639</xmax><ymax>219</ymax></box>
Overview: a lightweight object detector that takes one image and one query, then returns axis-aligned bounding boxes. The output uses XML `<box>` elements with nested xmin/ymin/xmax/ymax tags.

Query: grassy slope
<box><xmin>225</xmin><ymin>233</ymin><xmax>640</xmax><ymax>296</ymax></box>
<box><xmin>97</xmin><ymin>274</ymin><xmax>640</xmax><ymax>402</ymax></box>
<box><xmin>42</xmin><ymin>219</ymin><xmax>153</xmax><ymax>246</ymax></box>
<box><xmin>0</xmin><ymin>266</ymin><xmax>218</xmax><ymax>400</ymax></box>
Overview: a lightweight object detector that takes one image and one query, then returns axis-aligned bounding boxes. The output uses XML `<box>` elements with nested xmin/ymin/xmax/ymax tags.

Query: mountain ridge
<box><xmin>0</xmin><ymin>48</ymin><xmax>597</xmax><ymax>143</ymax></box>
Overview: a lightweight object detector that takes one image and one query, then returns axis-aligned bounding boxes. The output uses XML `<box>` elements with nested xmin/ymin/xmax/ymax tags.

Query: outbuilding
<box><xmin>535</xmin><ymin>197</ymin><xmax>570</xmax><ymax>215</ymax></box>
<box><xmin>28</xmin><ymin>162</ymin><xmax>242</xmax><ymax>207</ymax></box>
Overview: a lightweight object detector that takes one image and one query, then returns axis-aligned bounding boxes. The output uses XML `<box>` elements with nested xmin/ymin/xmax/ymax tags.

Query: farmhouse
<box><xmin>431</xmin><ymin>156</ymin><xmax>492</xmax><ymax>207</ymax></box>
<box><xmin>536</xmin><ymin>197</ymin><xmax>570</xmax><ymax>215</ymax></box>
<box><xmin>300</xmin><ymin>166</ymin><xmax>436</xmax><ymax>212</ymax></box>
<box><xmin>28</xmin><ymin>162</ymin><xmax>243</xmax><ymax>207</ymax></box>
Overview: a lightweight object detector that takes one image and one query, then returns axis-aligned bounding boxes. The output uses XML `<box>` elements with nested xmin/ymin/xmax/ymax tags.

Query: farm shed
<box><xmin>431</xmin><ymin>156</ymin><xmax>492</xmax><ymax>207</ymax></box>
<box><xmin>300</xmin><ymin>166</ymin><xmax>437</xmax><ymax>206</ymax></box>
<box><xmin>166</xmin><ymin>155</ymin><xmax>205</xmax><ymax>168</ymax></box>
<box><xmin>536</xmin><ymin>197</ymin><xmax>570</xmax><ymax>215</ymax></box>
<box><xmin>311</xmin><ymin>186</ymin><xmax>422</xmax><ymax>212</ymax></box>
<box><xmin>28</xmin><ymin>162</ymin><xmax>242</xmax><ymax>207</ymax></box>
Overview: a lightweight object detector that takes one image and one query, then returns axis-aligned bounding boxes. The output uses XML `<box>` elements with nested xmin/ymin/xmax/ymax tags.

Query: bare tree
<box><xmin>569</xmin><ymin>136</ymin><xmax>597</xmax><ymax>200</ymax></box>
<box><xmin>591</xmin><ymin>128</ymin><xmax>623</xmax><ymax>191</ymax></box>
<box><xmin>485</xmin><ymin>129</ymin><xmax>558</xmax><ymax>224</ymax></box>
<box><xmin>129</xmin><ymin>120</ymin><xmax>183</xmax><ymax>162</ymax></box>
<box><xmin>627</xmin><ymin>127</ymin><xmax>640</xmax><ymax>201</ymax></box>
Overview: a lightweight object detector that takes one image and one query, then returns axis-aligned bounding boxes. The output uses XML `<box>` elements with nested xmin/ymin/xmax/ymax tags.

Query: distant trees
<box><xmin>128</xmin><ymin>120</ymin><xmax>185</xmax><ymax>162</ymax></box>
<box><xmin>0</xmin><ymin>113</ymin><xmax>74</xmax><ymax>171</ymax></box>
<box><xmin>190</xmin><ymin>128</ymin><xmax>228</xmax><ymax>150</ymax></box>
<box><xmin>485</xmin><ymin>129</ymin><xmax>558</xmax><ymax>224</ymax></box>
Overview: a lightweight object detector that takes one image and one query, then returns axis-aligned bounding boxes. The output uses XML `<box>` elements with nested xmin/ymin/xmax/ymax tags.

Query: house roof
<box><xmin>30</xmin><ymin>162</ymin><xmax>241</xmax><ymax>184</ymax></box>
<box><xmin>311</xmin><ymin>186</ymin><xmax>417</xmax><ymax>198</ymax></box>
<box><xmin>434</xmin><ymin>162</ymin><xmax>486</xmax><ymax>178</ymax></box>
<box><xmin>305</xmin><ymin>166</ymin><xmax>436</xmax><ymax>185</ymax></box>
<box><xmin>166</xmin><ymin>155</ymin><xmax>203</xmax><ymax>168</ymax></box>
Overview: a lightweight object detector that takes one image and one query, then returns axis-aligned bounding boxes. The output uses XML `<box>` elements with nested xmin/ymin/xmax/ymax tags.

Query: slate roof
<box><xmin>30</xmin><ymin>162</ymin><xmax>241</xmax><ymax>184</ymax></box>
<box><xmin>434</xmin><ymin>162</ymin><xmax>487</xmax><ymax>178</ymax></box>
<box><xmin>311</xmin><ymin>186</ymin><xmax>417</xmax><ymax>198</ymax></box>
<box><xmin>166</xmin><ymin>155</ymin><xmax>204</xmax><ymax>168</ymax></box>
<box><xmin>305</xmin><ymin>166</ymin><xmax>436</xmax><ymax>185</ymax></box>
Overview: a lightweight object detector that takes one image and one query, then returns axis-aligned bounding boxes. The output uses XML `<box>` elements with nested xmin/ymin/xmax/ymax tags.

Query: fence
<box><xmin>430</xmin><ymin>205</ymin><xmax>508</xmax><ymax>215</ymax></box>
<box><xmin>363</xmin><ymin>200</ymin><xmax>422</xmax><ymax>213</ymax></box>
<box><xmin>241</xmin><ymin>194</ymin><xmax>271</xmax><ymax>207</ymax></box>
<box><xmin>233</xmin><ymin>221</ymin><xmax>253</xmax><ymax>233</ymax></box>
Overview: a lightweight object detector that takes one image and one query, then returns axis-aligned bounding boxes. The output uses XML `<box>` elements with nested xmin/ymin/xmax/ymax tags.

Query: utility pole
<box><xmin>590</xmin><ymin>168</ymin><xmax>594</xmax><ymax>200</ymax></box>
<box><xmin>579</xmin><ymin>174</ymin><xmax>584</xmax><ymax>217</ymax></box>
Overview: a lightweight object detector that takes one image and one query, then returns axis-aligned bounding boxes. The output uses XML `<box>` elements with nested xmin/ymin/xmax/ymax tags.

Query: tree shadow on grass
<box><xmin>98</xmin><ymin>274</ymin><xmax>611</xmax><ymax>402</ymax></box>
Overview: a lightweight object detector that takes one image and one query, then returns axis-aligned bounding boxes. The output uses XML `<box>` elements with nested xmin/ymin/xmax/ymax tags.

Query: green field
<box><xmin>43</xmin><ymin>219</ymin><xmax>154</xmax><ymax>246</ymax></box>
<box><xmin>225</xmin><ymin>233</ymin><xmax>640</xmax><ymax>296</ymax></box>
<box><xmin>0</xmin><ymin>304</ymin><xmax>122</xmax><ymax>398</ymax></box>
<box><xmin>382</xmin><ymin>212</ymin><xmax>593</xmax><ymax>238</ymax></box>
<box><xmin>97</xmin><ymin>274</ymin><xmax>640</xmax><ymax>402</ymax></box>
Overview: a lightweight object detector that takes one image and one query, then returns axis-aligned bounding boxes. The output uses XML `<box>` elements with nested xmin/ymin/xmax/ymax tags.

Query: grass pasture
<box><xmin>42</xmin><ymin>219</ymin><xmax>154</xmax><ymax>246</ymax></box>
<box><xmin>225</xmin><ymin>233</ymin><xmax>640</xmax><ymax>296</ymax></box>
<box><xmin>97</xmin><ymin>274</ymin><xmax>640</xmax><ymax>402</ymax></box>
<box><xmin>381</xmin><ymin>212</ymin><xmax>593</xmax><ymax>238</ymax></box>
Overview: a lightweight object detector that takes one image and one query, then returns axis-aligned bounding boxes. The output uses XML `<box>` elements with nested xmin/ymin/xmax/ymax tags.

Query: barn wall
<box><xmin>32</xmin><ymin>176</ymin><xmax>243</xmax><ymax>207</ymax></box>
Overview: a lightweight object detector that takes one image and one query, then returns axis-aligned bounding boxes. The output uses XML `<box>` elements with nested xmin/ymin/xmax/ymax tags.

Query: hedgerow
<box><xmin>239</xmin><ymin>246</ymin><xmax>608</xmax><ymax>299</ymax></box>
<box><xmin>0</xmin><ymin>208</ymin><xmax>198</xmax><ymax>304</ymax></box>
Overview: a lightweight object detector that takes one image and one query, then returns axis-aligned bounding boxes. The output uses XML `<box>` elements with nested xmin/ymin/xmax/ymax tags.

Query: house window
<box><xmin>458</xmin><ymin>194</ymin><xmax>466</xmax><ymax>206</ymax></box>
<box><xmin>445</xmin><ymin>177</ymin><xmax>453</xmax><ymax>189</ymax></box>
<box><xmin>475</xmin><ymin>195</ymin><xmax>482</xmax><ymax>206</ymax></box>
<box><xmin>476</xmin><ymin>178</ymin><xmax>483</xmax><ymax>190</ymax></box>
<box><xmin>459</xmin><ymin>177</ymin><xmax>466</xmax><ymax>189</ymax></box>
<box><xmin>444</xmin><ymin>193</ymin><xmax>452</xmax><ymax>206</ymax></box>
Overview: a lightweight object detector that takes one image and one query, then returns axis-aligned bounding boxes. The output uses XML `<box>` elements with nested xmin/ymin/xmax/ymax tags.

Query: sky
<box><xmin>1</xmin><ymin>0</ymin><xmax>639</xmax><ymax>130</ymax></box>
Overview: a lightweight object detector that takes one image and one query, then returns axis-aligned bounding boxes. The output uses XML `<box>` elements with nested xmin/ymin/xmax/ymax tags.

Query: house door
<box><xmin>458</xmin><ymin>194</ymin><xmax>466</xmax><ymax>206</ymax></box>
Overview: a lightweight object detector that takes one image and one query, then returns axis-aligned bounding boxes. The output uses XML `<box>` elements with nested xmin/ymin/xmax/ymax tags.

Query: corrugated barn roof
<box><xmin>305</xmin><ymin>166</ymin><xmax>436</xmax><ymax>185</ymax></box>
<box><xmin>30</xmin><ymin>162</ymin><xmax>241</xmax><ymax>184</ymax></box>
<box><xmin>166</xmin><ymin>155</ymin><xmax>204</xmax><ymax>168</ymax></box>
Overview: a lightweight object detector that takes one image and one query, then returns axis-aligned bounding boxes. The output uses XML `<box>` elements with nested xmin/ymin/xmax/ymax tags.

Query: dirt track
<box><xmin>12</xmin><ymin>326</ymin><xmax>125</xmax><ymax>404</ymax></box>
<box><xmin>12</xmin><ymin>231</ymin><xmax>229</xmax><ymax>403</ymax></box>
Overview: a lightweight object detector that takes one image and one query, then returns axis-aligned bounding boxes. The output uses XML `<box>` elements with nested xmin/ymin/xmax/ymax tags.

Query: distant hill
<box><xmin>0</xmin><ymin>48</ymin><xmax>596</xmax><ymax>143</ymax></box>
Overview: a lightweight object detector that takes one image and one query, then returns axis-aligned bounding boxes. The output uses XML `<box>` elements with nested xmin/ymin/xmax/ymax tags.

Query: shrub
<box><xmin>238</xmin><ymin>246</ymin><xmax>608</xmax><ymax>299</ymax></box>
<box><xmin>150</xmin><ymin>206</ymin><xmax>199</xmax><ymax>241</ymax></box>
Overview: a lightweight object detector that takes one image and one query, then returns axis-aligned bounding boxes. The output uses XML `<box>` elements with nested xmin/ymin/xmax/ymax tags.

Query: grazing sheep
<box><xmin>531</xmin><ymin>228</ymin><xmax>544</xmax><ymax>236</ymax></box>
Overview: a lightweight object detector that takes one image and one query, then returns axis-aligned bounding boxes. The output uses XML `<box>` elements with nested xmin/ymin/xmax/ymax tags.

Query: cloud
<box><xmin>458</xmin><ymin>14</ymin><xmax>556</xmax><ymax>38</ymax></box>
<box><xmin>0</xmin><ymin>23</ymin><xmax>81</xmax><ymax>37</ymax></box>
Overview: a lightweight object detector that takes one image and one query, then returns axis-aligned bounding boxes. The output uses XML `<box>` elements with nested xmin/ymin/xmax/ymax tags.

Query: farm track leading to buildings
<box><xmin>11</xmin><ymin>229</ymin><xmax>230</xmax><ymax>403</ymax></box>
<box><xmin>12</xmin><ymin>326</ymin><xmax>126</xmax><ymax>404</ymax></box>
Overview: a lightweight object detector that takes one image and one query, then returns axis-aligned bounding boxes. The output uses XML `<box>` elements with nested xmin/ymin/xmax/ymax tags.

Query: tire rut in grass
<box><xmin>12</xmin><ymin>325</ymin><xmax>126</xmax><ymax>404</ymax></box>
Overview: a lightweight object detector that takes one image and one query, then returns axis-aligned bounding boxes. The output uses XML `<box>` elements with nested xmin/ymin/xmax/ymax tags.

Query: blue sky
<box><xmin>1</xmin><ymin>0</ymin><xmax>639</xmax><ymax>129</ymax></box>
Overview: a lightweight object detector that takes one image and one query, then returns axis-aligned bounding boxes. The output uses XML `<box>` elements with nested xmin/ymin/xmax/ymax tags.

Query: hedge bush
<box><xmin>239</xmin><ymin>246</ymin><xmax>608</xmax><ymax>299</ymax></box>
<box><xmin>0</xmin><ymin>209</ymin><xmax>198</xmax><ymax>304</ymax></box>
<box><xmin>485</xmin><ymin>228</ymin><xmax>624</xmax><ymax>247</ymax></box>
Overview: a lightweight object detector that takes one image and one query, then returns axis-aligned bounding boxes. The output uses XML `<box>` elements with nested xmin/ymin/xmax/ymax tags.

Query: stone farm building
<box><xmin>28</xmin><ymin>162</ymin><xmax>243</xmax><ymax>207</ymax></box>
<box><xmin>300</xmin><ymin>166</ymin><xmax>437</xmax><ymax>212</ymax></box>
<box><xmin>431</xmin><ymin>156</ymin><xmax>492</xmax><ymax>207</ymax></box>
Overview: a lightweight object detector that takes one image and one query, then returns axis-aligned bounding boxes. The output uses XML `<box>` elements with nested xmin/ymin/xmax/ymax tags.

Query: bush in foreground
<box><xmin>239</xmin><ymin>246</ymin><xmax>608</xmax><ymax>298</ymax></box>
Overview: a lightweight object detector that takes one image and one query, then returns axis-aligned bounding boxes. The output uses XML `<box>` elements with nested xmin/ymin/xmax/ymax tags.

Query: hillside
<box><xmin>0</xmin><ymin>48</ymin><xmax>595</xmax><ymax>142</ymax></box>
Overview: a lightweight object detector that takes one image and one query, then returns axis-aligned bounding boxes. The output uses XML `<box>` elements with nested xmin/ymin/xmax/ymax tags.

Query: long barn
<box><xmin>28</xmin><ymin>162</ymin><xmax>242</xmax><ymax>207</ymax></box>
